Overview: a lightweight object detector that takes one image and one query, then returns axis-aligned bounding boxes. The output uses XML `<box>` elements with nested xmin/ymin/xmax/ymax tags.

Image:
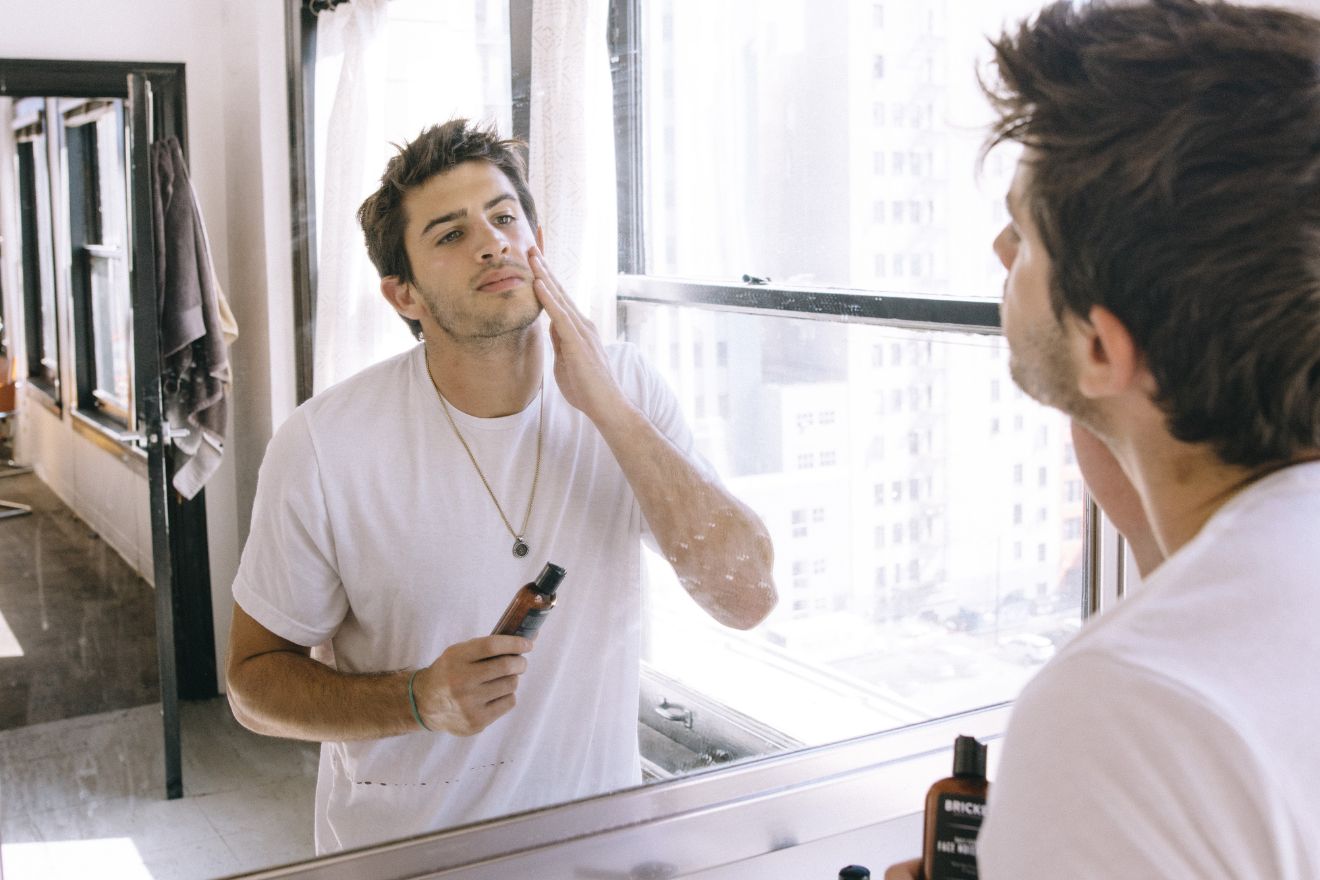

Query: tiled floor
<box><xmin>0</xmin><ymin>698</ymin><xmax>319</xmax><ymax>880</ymax></box>
<box><xmin>0</xmin><ymin>462</ymin><xmax>319</xmax><ymax>879</ymax></box>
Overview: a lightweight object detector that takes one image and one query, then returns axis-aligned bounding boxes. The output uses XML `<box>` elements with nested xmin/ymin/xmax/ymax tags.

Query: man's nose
<box><xmin>991</xmin><ymin>225</ymin><xmax>1015</xmax><ymax>270</ymax></box>
<box><xmin>475</xmin><ymin>222</ymin><xmax>511</xmax><ymax>261</ymax></box>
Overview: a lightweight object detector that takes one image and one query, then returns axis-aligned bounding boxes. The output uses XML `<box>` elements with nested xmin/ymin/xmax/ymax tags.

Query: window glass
<box><xmin>86</xmin><ymin>106</ymin><xmax>133</xmax><ymax>414</ymax></box>
<box><xmin>640</xmin><ymin>0</ymin><xmax>1042</xmax><ymax>296</ymax></box>
<box><xmin>63</xmin><ymin>101</ymin><xmax>133</xmax><ymax>421</ymax></box>
<box><xmin>15</xmin><ymin>118</ymin><xmax>59</xmax><ymax>390</ymax></box>
<box><xmin>625</xmin><ymin>303</ymin><xmax>1085</xmax><ymax>745</ymax></box>
<box><xmin>312</xmin><ymin>0</ymin><xmax>513</xmax><ymax>235</ymax></box>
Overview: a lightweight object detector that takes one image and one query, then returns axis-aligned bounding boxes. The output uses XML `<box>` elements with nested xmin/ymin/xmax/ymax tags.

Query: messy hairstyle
<box><xmin>357</xmin><ymin>119</ymin><xmax>538</xmax><ymax>340</ymax></box>
<box><xmin>984</xmin><ymin>0</ymin><xmax>1320</xmax><ymax>467</ymax></box>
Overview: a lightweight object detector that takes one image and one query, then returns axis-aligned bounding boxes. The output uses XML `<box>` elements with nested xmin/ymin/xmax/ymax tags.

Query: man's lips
<box><xmin>476</xmin><ymin>270</ymin><xmax>528</xmax><ymax>293</ymax></box>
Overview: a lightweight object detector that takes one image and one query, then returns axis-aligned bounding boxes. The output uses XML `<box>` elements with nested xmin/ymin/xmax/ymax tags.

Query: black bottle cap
<box><xmin>953</xmin><ymin>734</ymin><xmax>987</xmax><ymax>778</ymax></box>
<box><xmin>838</xmin><ymin>867</ymin><xmax>871</xmax><ymax>880</ymax></box>
<box><xmin>532</xmin><ymin>562</ymin><xmax>566</xmax><ymax>596</ymax></box>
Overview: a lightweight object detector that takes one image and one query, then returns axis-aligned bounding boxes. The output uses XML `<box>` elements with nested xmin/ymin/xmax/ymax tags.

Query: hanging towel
<box><xmin>151</xmin><ymin>137</ymin><xmax>238</xmax><ymax>500</ymax></box>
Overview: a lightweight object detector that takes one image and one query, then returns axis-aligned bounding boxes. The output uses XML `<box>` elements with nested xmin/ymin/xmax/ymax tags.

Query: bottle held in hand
<box><xmin>492</xmin><ymin>562</ymin><xmax>565</xmax><ymax>640</ymax></box>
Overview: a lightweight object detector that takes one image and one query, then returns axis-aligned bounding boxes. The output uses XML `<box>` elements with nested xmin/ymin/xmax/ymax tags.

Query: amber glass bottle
<box><xmin>492</xmin><ymin>562</ymin><xmax>565</xmax><ymax>640</ymax></box>
<box><xmin>922</xmin><ymin>735</ymin><xmax>989</xmax><ymax>880</ymax></box>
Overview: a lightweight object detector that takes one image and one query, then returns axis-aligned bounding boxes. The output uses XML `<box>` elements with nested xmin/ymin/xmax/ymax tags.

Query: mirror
<box><xmin>0</xmin><ymin>0</ymin><xmax>1082</xmax><ymax>877</ymax></box>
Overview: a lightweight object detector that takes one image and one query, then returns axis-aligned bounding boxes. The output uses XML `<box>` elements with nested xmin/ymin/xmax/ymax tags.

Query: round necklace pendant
<box><xmin>512</xmin><ymin>538</ymin><xmax>529</xmax><ymax>558</ymax></box>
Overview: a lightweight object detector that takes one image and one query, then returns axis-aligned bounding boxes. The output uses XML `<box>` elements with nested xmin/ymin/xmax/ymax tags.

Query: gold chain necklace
<box><xmin>428</xmin><ymin>368</ymin><xmax>544</xmax><ymax>558</ymax></box>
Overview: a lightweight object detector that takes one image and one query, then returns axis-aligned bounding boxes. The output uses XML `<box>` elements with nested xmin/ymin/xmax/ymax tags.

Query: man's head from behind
<box><xmin>358</xmin><ymin>119</ymin><xmax>539</xmax><ymax>340</ymax></box>
<box><xmin>985</xmin><ymin>0</ymin><xmax>1320</xmax><ymax>467</ymax></box>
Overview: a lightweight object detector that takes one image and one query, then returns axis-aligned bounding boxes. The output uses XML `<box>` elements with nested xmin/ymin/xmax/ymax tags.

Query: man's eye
<box><xmin>439</xmin><ymin>230</ymin><xmax>461</xmax><ymax>244</ymax></box>
<box><xmin>494</xmin><ymin>213</ymin><xmax>516</xmax><ymax>225</ymax></box>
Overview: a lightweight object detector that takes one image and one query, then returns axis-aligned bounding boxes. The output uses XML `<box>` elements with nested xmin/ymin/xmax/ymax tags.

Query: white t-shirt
<box><xmin>232</xmin><ymin>342</ymin><xmax>694</xmax><ymax>854</ymax></box>
<box><xmin>978</xmin><ymin>461</ymin><xmax>1320</xmax><ymax>879</ymax></box>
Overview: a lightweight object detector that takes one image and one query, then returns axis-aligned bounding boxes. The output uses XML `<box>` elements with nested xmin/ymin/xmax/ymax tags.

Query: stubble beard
<box><xmin>420</xmin><ymin>283</ymin><xmax>542</xmax><ymax>349</ymax></box>
<box><xmin>1008</xmin><ymin>317</ymin><xmax>1107</xmax><ymax>436</ymax></box>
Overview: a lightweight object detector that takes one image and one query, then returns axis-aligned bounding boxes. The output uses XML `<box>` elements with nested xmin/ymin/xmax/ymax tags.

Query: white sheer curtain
<box><xmin>311</xmin><ymin>0</ymin><xmax>616</xmax><ymax>393</ymax></box>
<box><xmin>528</xmin><ymin>0</ymin><xmax>620</xmax><ymax>339</ymax></box>
<box><xmin>312</xmin><ymin>0</ymin><xmax>414</xmax><ymax>394</ymax></box>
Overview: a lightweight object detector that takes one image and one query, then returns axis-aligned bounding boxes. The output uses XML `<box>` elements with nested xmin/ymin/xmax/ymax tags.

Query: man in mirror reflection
<box><xmin>224</xmin><ymin>119</ymin><xmax>777</xmax><ymax>854</ymax></box>
<box><xmin>891</xmin><ymin>0</ymin><xmax>1320</xmax><ymax>876</ymax></box>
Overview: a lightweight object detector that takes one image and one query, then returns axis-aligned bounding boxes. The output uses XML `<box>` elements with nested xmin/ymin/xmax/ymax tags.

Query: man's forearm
<box><xmin>594</xmin><ymin>404</ymin><xmax>777</xmax><ymax>629</ymax></box>
<box><xmin>228</xmin><ymin>651</ymin><xmax>419</xmax><ymax>742</ymax></box>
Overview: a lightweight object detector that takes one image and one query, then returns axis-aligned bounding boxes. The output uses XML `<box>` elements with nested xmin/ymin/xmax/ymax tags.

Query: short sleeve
<box><xmin>978</xmin><ymin>651</ymin><xmax>1294</xmax><ymax>880</ymax></box>
<box><xmin>231</xmin><ymin>409</ymin><xmax>349</xmax><ymax>646</ymax></box>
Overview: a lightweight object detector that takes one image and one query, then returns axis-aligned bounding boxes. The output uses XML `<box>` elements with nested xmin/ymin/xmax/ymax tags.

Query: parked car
<box><xmin>998</xmin><ymin>633</ymin><xmax>1056</xmax><ymax>666</ymax></box>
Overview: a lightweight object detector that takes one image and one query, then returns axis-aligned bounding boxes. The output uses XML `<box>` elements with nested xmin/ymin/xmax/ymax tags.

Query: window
<box><xmin>619</xmin><ymin>0</ymin><xmax>1086</xmax><ymax>760</ymax></box>
<box><xmin>64</xmin><ymin>101</ymin><xmax>133</xmax><ymax>423</ymax></box>
<box><xmin>14</xmin><ymin>107</ymin><xmax>59</xmax><ymax>397</ymax></box>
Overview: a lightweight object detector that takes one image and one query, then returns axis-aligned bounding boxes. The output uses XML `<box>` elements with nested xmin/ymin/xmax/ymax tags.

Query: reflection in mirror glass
<box><xmin>2</xmin><ymin>0</ymin><xmax>1093</xmax><ymax>876</ymax></box>
<box><xmin>640</xmin><ymin>0</ymin><xmax>1043</xmax><ymax>296</ymax></box>
<box><xmin>626</xmin><ymin>306</ymin><xmax>1086</xmax><ymax>767</ymax></box>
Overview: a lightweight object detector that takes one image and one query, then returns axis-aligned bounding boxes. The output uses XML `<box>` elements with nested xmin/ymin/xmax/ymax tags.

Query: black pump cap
<box><xmin>838</xmin><ymin>867</ymin><xmax>871</xmax><ymax>880</ymax></box>
<box><xmin>532</xmin><ymin>562</ymin><xmax>566</xmax><ymax>596</ymax></box>
<box><xmin>953</xmin><ymin>734</ymin><xmax>987</xmax><ymax>778</ymax></box>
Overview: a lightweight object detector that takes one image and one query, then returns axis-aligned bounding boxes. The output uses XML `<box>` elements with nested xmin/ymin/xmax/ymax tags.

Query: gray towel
<box><xmin>151</xmin><ymin>137</ymin><xmax>236</xmax><ymax>499</ymax></box>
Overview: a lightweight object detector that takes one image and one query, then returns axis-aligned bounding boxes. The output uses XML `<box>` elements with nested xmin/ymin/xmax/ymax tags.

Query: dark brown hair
<box><xmin>984</xmin><ymin>0</ymin><xmax>1320</xmax><ymax>467</ymax></box>
<box><xmin>357</xmin><ymin>119</ymin><xmax>538</xmax><ymax>339</ymax></box>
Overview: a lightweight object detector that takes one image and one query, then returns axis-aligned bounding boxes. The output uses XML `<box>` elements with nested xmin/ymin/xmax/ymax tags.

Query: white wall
<box><xmin>0</xmin><ymin>0</ymin><xmax>299</xmax><ymax>687</ymax></box>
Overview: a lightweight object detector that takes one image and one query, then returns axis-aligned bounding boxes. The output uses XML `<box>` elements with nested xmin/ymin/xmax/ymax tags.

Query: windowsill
<box><xmin>246</xmin><ymin>702</ymin><xmax>1010</xmax><ymax>879</ymax></box>
<box><xmin>24</xmin><ymin>379</ymin><xmax>61</xmax><ymax>418</ymax></box>
<box><xmin>70</xmin><ymin>407</ymin><xmax>148</xmax><ymax>476</ymax></box>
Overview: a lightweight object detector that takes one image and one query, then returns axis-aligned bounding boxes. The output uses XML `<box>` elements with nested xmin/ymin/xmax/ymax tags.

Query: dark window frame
<box><xmin>14</xmin><ymin>110</ymin><xmax>61</xmax><ymax>404</ymax></box>
<box><xmin>63</xmin><ymin>99</ymin><xmax>133</xmax><ymax>427</ymax></box>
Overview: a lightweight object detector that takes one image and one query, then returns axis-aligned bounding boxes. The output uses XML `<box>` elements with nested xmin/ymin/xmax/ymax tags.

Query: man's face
<box><xmin>398</xmin><ymin>160</ymin><xmax>541</xmax><ymax>342</ymax></box>
<box><xmin>993</xmin><ymin>157</ymin><xmax>1096</xmax><ymax>423</ymax></box>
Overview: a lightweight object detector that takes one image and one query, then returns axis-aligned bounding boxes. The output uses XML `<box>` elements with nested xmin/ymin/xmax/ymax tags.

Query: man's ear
<box><xmin>1075</xmin><ymin>305</ymin><xmax>1142</xmax><ymax>399</ymax></box>
<box><xmin>380</xmin><ymin>275</ymin><xmax>425</xmax><ymax>320</ymax></box>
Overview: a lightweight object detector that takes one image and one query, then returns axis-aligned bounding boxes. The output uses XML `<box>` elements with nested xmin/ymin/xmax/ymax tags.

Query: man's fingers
<box><xmin>455</xmin><ymin>635</ymin><xmax>532</xmax><ymax>661</ymax></box>
<box><xmin>476</xmin><ymin>652</ymin><xmax>528</xmax><ymax>682</ymax></box>
<box><xmin>479</xmin><ymin>673</ymin><xmax>522</xmax><ymax>703</ymax></box>
<box><xmin>883</xmin><ymin>859</ymin><xmax>923</xmax><ymax>880</ymax></box>
<box><xmin>529</xmin><ymin>249</ymin><xmax>590</xmax><ymax>331</ymax></box>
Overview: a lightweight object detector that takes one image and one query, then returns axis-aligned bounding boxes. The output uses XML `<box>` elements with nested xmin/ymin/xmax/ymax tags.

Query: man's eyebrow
<box><xmin>418</xmin><ymin>194</ymin><xmax>518</xmax><ymax>240</ymax></box>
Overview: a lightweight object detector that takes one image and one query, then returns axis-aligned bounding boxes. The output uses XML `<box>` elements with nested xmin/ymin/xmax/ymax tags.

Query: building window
<box><xmin>612</xmin><ymin>0</ymin><xmax>1090</xmax><ymax>771</ymax></box>
<box><xmin>14</xmin><ymin>112</ymin><xmax>60</xmax><ymax>397</ymax></box>
<box><xmin>63</xmin><ymin>101</ymin><xmax>134</xmax><ymax>423</ymax></box>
